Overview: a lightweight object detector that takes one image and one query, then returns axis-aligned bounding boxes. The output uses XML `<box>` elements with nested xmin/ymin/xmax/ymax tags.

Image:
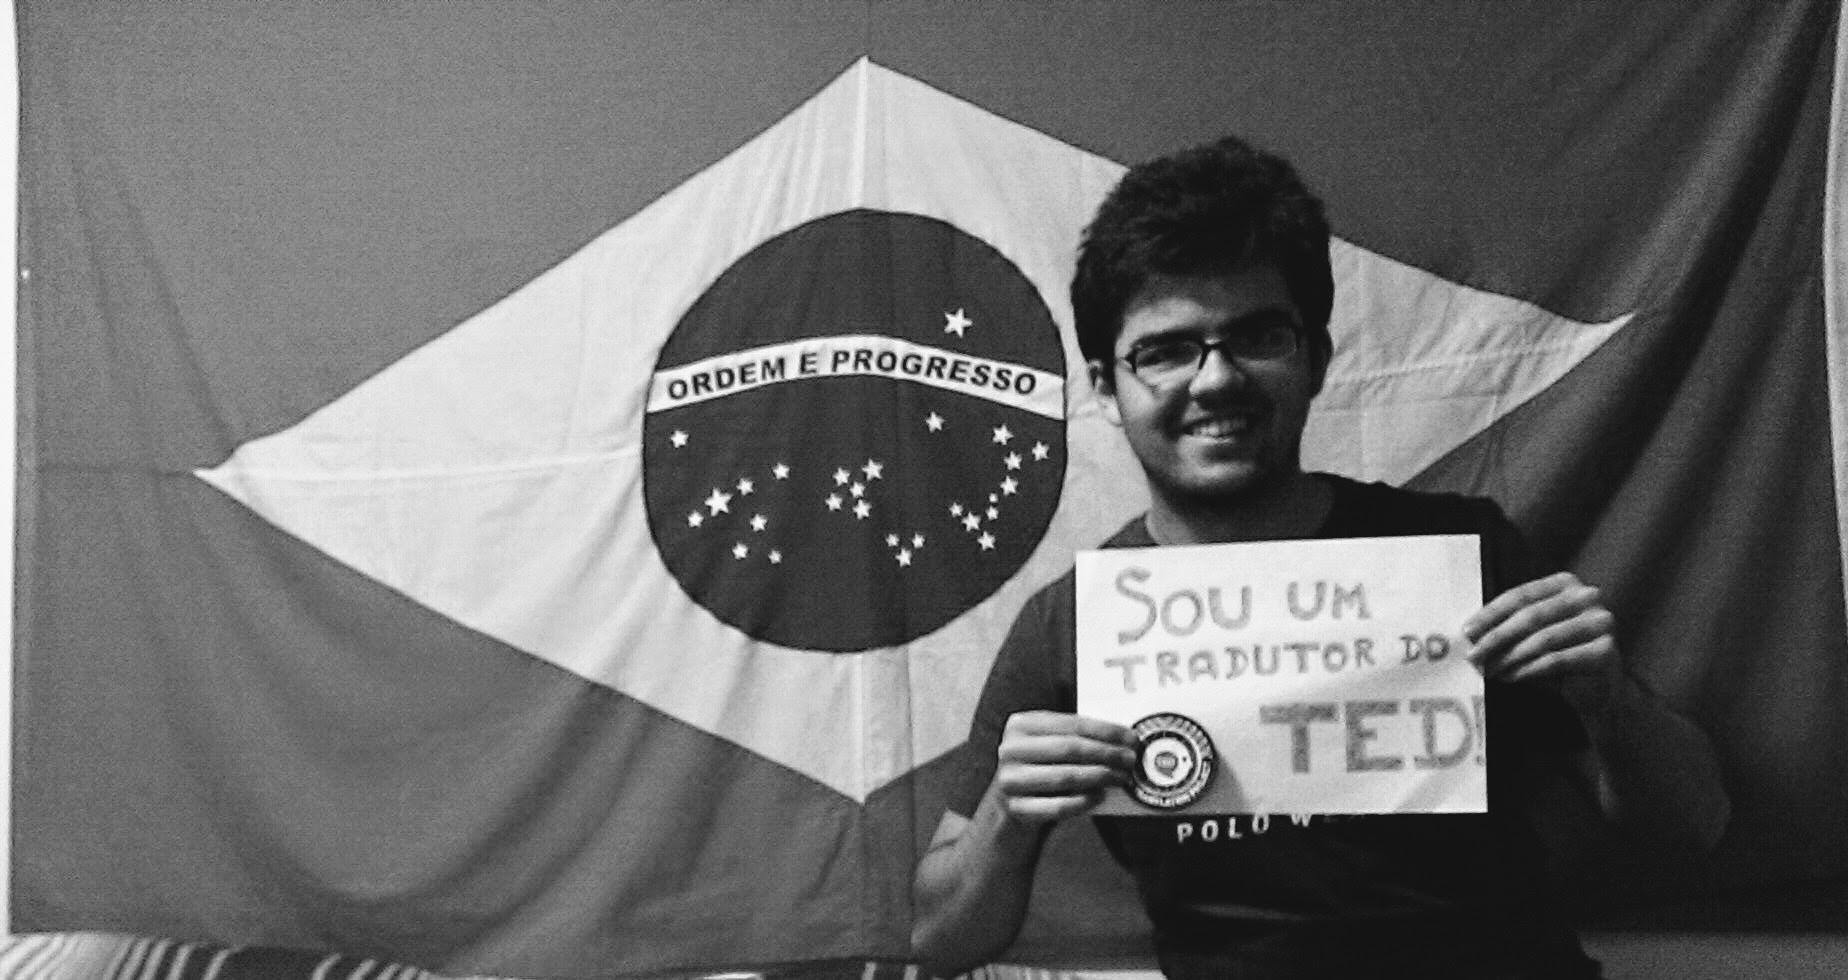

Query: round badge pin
<box><xmin>1130</xmin><ymin>712</ymin><xmax>1217</xmax><ymax>810</ymax></box>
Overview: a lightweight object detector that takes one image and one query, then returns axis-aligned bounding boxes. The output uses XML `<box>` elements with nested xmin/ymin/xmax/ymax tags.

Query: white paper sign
<box><xmin>1076</xmin><ymin>535</ymin><xmax>1486</xmax><ymax>816</ymax></box>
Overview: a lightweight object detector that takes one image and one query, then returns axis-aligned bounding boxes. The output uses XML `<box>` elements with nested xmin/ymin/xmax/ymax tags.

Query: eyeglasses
<box><xmin>1118</xmin><ymin>322</ymin><xmax>1304</xmax><ymax>387</ymax></box>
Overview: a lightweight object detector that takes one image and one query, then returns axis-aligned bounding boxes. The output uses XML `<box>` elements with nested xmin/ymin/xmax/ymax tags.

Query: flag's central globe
<box><xmin>642</xmin><ymin>210</ymin><xmax>1067</xmax><ymax>653</ymax></box>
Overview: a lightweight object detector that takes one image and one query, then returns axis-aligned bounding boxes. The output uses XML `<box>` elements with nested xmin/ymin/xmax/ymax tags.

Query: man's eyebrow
<box><xmin>1132</xmin><ymin>308</ymin><xmax>1299</xmax><ymax>343</ymax></box>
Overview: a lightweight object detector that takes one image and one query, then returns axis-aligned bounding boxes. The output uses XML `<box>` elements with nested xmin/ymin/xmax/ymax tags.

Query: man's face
<box><xmin>1088</xmin><ymin>265</ymin><xmax>1323</xmax><ymax>506</ymax></box>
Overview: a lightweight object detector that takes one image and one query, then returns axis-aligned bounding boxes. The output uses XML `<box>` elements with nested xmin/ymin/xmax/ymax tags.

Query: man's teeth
<box><xmin>1186</xmin><ymin>416</ymin><xmax>1255</xmax><ymax>437</ymax></box>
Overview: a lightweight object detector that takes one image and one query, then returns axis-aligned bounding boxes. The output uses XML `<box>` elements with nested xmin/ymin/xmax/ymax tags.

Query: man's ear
<box><xmin>1308</xmin><ymin>339</ymin><xmax>1330</xmax><ymax>397</ymax></box>
<box><xmin>1087</xmin><ymin>359</ymin><xmax>1123</xmax><ymax>427</ymax></box>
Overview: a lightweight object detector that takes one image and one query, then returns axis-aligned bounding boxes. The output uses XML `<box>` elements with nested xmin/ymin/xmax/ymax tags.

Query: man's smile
<box><xmin>1178</xmin><ymin>408</ymin><xmax>1267</xmax><ymax>441</ymax></box>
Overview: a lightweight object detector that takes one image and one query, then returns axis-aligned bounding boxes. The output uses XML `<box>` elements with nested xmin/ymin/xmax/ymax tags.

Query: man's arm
<box><xmin>1466</xmin><ymin>572</ymin><xmax>1731</xmax><ymax>855</ymax></box>
<box><xmin>911</xmin><ymin>801</ymin><xmax>1041</xmax><ymax>976</ymax></box>
<box><xmin>911</xmin><ymin>712</ymin><xmax>1135</xmax><ymax>976</ymax></box>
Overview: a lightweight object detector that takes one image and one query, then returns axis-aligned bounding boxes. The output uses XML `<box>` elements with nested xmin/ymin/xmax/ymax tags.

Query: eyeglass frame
<box><xmin>1114</xmin><ymin>319</ymin><xmax>1308</xmax><ymax>388</ymax></box>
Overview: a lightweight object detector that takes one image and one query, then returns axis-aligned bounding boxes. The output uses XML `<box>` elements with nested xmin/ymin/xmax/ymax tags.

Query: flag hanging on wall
<box><xmin>16</xmin><ymin>1</ymin><xmax>1844</xmax><ymax>975</ymax></box>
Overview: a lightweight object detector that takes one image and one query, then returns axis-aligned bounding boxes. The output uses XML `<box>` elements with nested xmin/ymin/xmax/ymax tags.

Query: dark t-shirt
<box><xmin>945</xmin><ymin>475</ymin><xmax>1601</xmax><ymax>978</ymax></box>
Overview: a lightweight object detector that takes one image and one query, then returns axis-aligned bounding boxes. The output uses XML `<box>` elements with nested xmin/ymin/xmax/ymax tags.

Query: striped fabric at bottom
<box><xmin>0</xmin><ymin>935</ymin><xmax>1001</xmax><ymax>980</ymax></box>
<box><xmin>0</xmin><ymin>933</ymin><xmax>448</xmax><ymax>980</ymax></box>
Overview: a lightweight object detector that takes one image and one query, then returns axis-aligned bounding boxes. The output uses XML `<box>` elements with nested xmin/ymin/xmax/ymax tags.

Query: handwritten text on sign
<box><xmin>1076</xmin><ymin>535</ymin><xmax>1486</xmax><ymax>816</ymax></box>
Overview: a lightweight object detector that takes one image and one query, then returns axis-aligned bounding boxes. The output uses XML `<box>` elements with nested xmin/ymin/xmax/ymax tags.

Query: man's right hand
<box><xmin>993</xmin><ymin>711</ymin><xmax>1138</xmax><ymax>824</ymax></box>
<box><xmin>912</xmin><ymin>711</ymin><xmax>1139</xmax><ymax>973</ymax></box>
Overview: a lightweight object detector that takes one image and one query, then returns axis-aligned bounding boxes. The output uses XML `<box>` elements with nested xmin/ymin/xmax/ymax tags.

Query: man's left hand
<box><xmin>1463</xmin><ymin>571</ymin><xmax>1618</xmax><ymax>688</ymax></box>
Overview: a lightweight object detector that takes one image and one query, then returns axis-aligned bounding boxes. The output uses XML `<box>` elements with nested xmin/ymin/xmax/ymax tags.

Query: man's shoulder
<box><xmin>1014</xmin><ymin>515</ymin><xmax>1151</xmax><ymax>620</ymax></box>
<box><xmin>1100</xmin><ymin>513</ymin><xmax>1156</xmax><ymax>549</ymax></box>
<box><xmin>1319</xmin><ymin>474</ymin><xmax>1509</xmax><ymax>538</ymax></box>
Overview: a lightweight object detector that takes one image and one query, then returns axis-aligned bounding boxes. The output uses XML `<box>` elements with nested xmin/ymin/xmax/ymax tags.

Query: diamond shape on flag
<box><xmin>197</xmin><ymin>58</ymin><xmax>1628</xmax><ymax>801</ymax></box>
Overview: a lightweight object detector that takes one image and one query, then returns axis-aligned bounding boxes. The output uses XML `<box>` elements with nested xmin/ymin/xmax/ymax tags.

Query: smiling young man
<box><xmin>910</xmin><ymin>137</ymin><xmax>1729</xmax><ymax>979</ymax></box>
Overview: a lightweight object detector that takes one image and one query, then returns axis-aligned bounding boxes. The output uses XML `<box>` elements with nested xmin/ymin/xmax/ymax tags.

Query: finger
<box><xmin>1499</xmin><ymin>635</ymin><xmax>1617</xmax><ymax>685</ymax></box>
<box><xmin>1000</xmin><ymin>733</ymin><xmax>1138</xmax><ymax>770</ymax></box>
<box><xmin>1463</xmin><ymin>571</ymin><xmax>1580</xmax><ymax>641</ymax></box>
<box><xmin>1477</xmin><ymin>605</ymin><xmax>1614</xmax><ymax>678</ymax></box>
<box><xmin>997</xmin><ymin>763</ymin><xmax>1129</xmax><ymax>798</ymax></box>
<box><xmin>1006</xmin><ymin>711</ymin><xmax>1136</xmax><ymax>746</ymax></box>
<box><xmin>1005</xmin><ymin>790</ymin><xmax>1106</xmax><ymax>824</ymax></box>
<box><xmin>1468</xmin><ymin>584</ymin><xmax>1603</xmax><ymax>666</ymax></box>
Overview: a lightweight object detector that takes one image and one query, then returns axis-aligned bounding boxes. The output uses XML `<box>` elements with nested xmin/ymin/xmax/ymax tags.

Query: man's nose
<box><xmin>1187</xmin><ymin>344</ymin><xmax>1253</xmax><ymax>396</ymax></box>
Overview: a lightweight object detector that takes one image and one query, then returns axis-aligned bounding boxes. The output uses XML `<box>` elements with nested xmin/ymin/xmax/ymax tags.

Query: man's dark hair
<box><xmin>1072</xmin><ymin>135</ymin><xmax>1333</xmax><ymax>374</ymax></box>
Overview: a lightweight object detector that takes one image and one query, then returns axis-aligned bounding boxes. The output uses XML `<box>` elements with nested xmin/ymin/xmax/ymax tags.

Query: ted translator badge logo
<box><xmin>1132</xmin><ymin>712</ymin><xmax>1218</xmax><ymax>810</ymax></box>
<box><xmin>643</xmin><ymin>210</ymin><xmax>1067</xmax><ymax>653</ymax></box>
